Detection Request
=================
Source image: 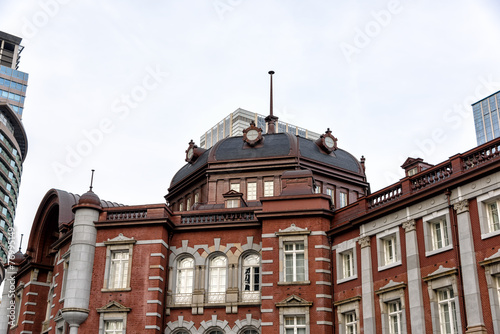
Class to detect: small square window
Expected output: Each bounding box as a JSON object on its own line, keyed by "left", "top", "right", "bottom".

{"left": 226, "top": 199, "right": 239, "bottom": 208}
{"left": 104, "top": 320, "right": 123, "bottom": 334}
{"left": 284, "top": 315, "right": 306, "bottom": 334}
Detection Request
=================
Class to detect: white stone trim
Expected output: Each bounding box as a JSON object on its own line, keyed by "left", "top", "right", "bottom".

{"left": 316, "top": 307, "right": 332, "bottom": 312}
{"left": 148, "top": 287, "right": 163, "bottom": 293}
{"left": 261, "top": 296, "right": 273, "bottom": 300}
{"left": 148, "top": 276, "right": 164, "bottom": 281}
{"left": 315, "top": 245, "right": 330, "bottom": 250}
{"left": 315, "top": 257, "right": 330, "bottom": 262}
{"left": 310, "top": 231, "right": 327, "bottom": 236}
{"left": 316, "top": 269, "right": 330, "bottom": 274}
{"left": 317, "top": 321, "right": 333, "bottom": 325}
{"left": 145, "top": 312, "right": 161, "bottom": 317}
{"left": 147, "top": 300, "right": 162, "bottom": 305}
{"left": 261, "top": 322, "right": 273, "bottom": 326}
{"left": 262, "top": 233, "right": 276, "bottom": 238}
{"left": 262, "top": 247, "right": 274, "bottom": 251}
{"left": 316, "top": 281, "right": 331, "bottom": 286}
{"left": 261, "top": 309, "right": 274, "bottom": 313}
{"left": 25, "top": 292, "right": 38, "bottom": 296}
{"left": 316, "top": 294, "right": 332, "bottom": 299}
{"left": 151, "top": 253, "right": 165, "bottom": 258}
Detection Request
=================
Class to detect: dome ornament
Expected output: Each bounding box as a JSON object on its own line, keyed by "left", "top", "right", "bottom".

{"left": 316, "top": 128, "right": 338, "bottom": 153}
{"left": 243, "top": 121, "right": 263, "bottom": 146}
{"left": 185, "top": 139, "right": 206, "bottom": 164}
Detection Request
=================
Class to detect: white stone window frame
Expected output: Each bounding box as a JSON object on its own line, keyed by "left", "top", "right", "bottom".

{"left": 339, "top": 191, "right": 348, "bottom": 208}
{"left": 335, "top": 238, "right": 358, "bottom": 284}
{"left": 239, "top": 250, "right": 262, "bottom": 303}
{"left": 263, "top": 179, "right": 274, "bottom": 197}
{"left": 423, "top": 266, "right": 463, "bottom": 334}
{"left": 59, "top": 250, "right": 70, "bottom": 302}
{"left": 206, "top": 253, "right": 229, "bottom": 304}
{"left": 335, "top": 297, "right": 360, "bottom": 334}
{"left": 102, "top": 235, "right": 136, "bottom": 292}
{"left": 276, "top": 225, "right": 310, "bottom": 285}
{"left": 423, "top": 209, "right": 453, "bottom": 257}
{"left": 478, "top": 190, "right": 500, "bottom": 239}
{"left": 247, "top": 180, "right": 257, "bottom": 201}
{"left": 173, "top": 255, "right": 195, "bottom": 305}
{"left": 99, "top": 313, "right": 127, "bottom": 334}
{"left": 376, "top": 227, "right": 402, "bottom": 271}
{"left": 376, "top": 281, "right": 407, "bottom": 334}
{"left": 276, "top": 297, "right": 312, "bottom": 334}
{"left": 480, "top": 250, "right": 500, "bottom": 334}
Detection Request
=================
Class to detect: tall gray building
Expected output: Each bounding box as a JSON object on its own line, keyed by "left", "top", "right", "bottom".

{"left": 0, "top": 31, "right": 28, "bottom": 263}
{"left": 473, "top": 90, "right": 500, "bottom": 145}
{"left": 199, "top": 108, "right": 321, "bottom": 149}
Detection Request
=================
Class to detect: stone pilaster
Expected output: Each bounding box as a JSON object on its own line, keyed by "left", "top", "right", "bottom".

{"left": 358, "top": 235, "right": 376, "bottom": 333}
{"left": 453, "top": 200, "right": 487, "bottom": 334}
{"left": 402, "top": 219, "right": 426, "bottom": 333}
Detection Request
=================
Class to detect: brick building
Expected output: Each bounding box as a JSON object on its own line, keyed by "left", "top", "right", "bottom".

{"left": 2, "top": 111, "right": 500, "bottom": 334}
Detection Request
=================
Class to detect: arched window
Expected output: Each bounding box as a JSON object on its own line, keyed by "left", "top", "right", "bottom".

{"left": 175, "top": 257, "right": 194, "bottom": 304}
{"left": 208, "top": 330, "right": 223, "bottom": 334}
{"left": 241, "top": 329, "right": 258, "bottom": 334}
{"left": 242, "top": 253, "right": 260, "bottom": 302}
{"left": 208, "top": 255, "right": 227, "bottom": 303}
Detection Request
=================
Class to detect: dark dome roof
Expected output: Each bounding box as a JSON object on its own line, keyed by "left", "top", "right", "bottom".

{"left": 170, "top": 133, "right": 364, "bottom": 188}
{"left": 11, "top": 250, "right": 25, "bottom": 266}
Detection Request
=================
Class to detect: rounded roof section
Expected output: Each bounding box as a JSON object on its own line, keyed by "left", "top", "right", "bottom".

{"left": 0, "top": 103, "right": 28, "bottom": 162}
{"left": 170, "top": 133, "right": 364, "bottom": 188}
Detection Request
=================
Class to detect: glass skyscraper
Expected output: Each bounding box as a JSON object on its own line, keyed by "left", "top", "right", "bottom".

{"left": 0, "top": 31, "right": 29, "bottom": 262}
{"left": 473, "top": 90, "right": 500, "bottom": 146}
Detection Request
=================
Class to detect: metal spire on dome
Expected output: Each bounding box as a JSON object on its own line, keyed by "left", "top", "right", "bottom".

{"left": 265, "top": 70, "right": 279, "bottom": 134}
{"left": 89, "top": 169, "right": 95, "bottom": 192}
{"left": 18, "top": 233, "right": 23, "bottom": 252}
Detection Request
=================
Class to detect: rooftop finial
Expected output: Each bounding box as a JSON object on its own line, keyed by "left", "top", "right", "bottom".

{"left": 265, "top": 71, "right": 278, "bottom": 134}
{"left": 18, "top": 234, "right": 23, "bottom": 252}
{"left": 89, "top": 169, "right": 95, "bottom": 192}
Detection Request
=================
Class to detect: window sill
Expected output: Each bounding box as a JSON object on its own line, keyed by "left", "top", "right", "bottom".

{"left": 425, "top": 244, "right": 453, "bottom": 257}
{"left": 337, "top": 275, "right": 358, "bottom": 284}
{"left": 101, "top": 287, "right": 132, "bottom": 292}
{"left": 481, "top": 229, "right": 500, "bottom": 240}
{"left": 277, "top": 280, "right": 311, "bottom": 286}
{"left": 378, "top": 260, "right": 402, "bottom": 272}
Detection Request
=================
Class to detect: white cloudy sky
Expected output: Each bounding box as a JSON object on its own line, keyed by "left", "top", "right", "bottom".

{"left": 1, "top": 0, "right": 500, "bottom": 249}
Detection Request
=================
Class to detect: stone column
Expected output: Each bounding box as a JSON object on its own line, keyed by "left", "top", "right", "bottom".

{"left": 0, "top": 265, "right": 18, "bottom": 333}
{"left": 359, "top": 236, "right": 376, "bottom": 333}
{"left": 61, "top": 191, "right": 101, "bottom": 334}
{"left": 402, "top": 219, "right": 426, "bottom": 333}
{"left": 454, "top": 200, "right": 487, "bottom": 334}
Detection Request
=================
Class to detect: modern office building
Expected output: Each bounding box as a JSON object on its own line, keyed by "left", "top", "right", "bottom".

{"left": 0, "top": 31, "right": 29, "bottom": 264}
{"left": 200, "top": 108, "right": 321, "bottom": 149}
{"left": 473, "top": 90, "right": 500, "bottom": 145}
{"left": 4, "top": 101, "right": 500, "bottom": 333}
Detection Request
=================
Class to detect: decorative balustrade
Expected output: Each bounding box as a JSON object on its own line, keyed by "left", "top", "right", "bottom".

{"left": 240, "top": 291, "right": 261, "bottom": 303}
{"left": 368, "top": 185, "right": 402, "bottom": 209}
{"left": 181, "top": 211, "right": 255, "bottom": 224}
{"left": 106, "top": 210, "right": 148, "bottom": 221}
{"left": 462, "top": 141, "right": 500, "bottom": 170}
{"left": 171, "top": 293, "right": 193, "bottom": 305}
{"left": 207, "top": 292, "right": 226, "bottom": 304}
{"left": 363, "top": 137, "right": 500, "bottom": 212}
{"left": 410, "top": 163, "right": 452, "bottom": 191}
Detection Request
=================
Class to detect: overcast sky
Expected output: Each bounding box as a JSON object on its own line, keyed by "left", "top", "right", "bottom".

{"left": 1, "top": 0, "right": 500, "bottom": 250}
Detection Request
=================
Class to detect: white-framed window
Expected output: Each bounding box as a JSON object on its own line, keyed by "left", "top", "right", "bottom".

{"left": 241, "top": 253, "right": 260, "bottom": 302}
{"left": 230, "top": 182, "right": 240, "bottom": 192}
{"left": 264, "top": 180, "right": 274, "bottom": 197}
{"left": 423, "top": 267, "right": 462, "bottom": 334}
{"left": 314, "top": 181, "right": 322, "bottom": 194}
{"left": 335, "top": 238, "right": 357, "bottom": 283}
{"left": 344, "top": 312, "right": 357, "bottom": 334}
{"left": 478, "top": 191, "right": 500, "bottom": 239}
{"left": 284, "top": 315, "right": 306, "bottom": 334}
{"left": 479, "top": 253, "right": 500, "bottom": 332}
{"left": 208, "top": 255, "right": 227, "bottom": 303}
{"left": 103, "top": 234, "right": 135, "bottom": 291}
{"left": 376, "top": 282, "right": 406, "bottom": 334}
{"left": 60, "top": 252, "right": 70, "bottom": 301}
{"left": 247, "top": 182, "right": 257, "bottom": 200}
{"left": 437, "top": 288, "right": 459, "bottom": 334}
{"left": 326, "top": 187, "right": 335, "bottom": 207}
{"left": 423, "top": 210, "right": 453, "bottom": 256}
{"left": 186, "top": 198, "right": 191, "bottom": 211}
{"left": 109, "top": 251, "right": 129, "bottom": 289}
{"left": 104, "top": 320, "right": 123, "bottom": 334}
{"left": 277, "top": 225, "right": 310, "bottom": 285}
{"left": 388, "top": 300, "right": 403, "bottom": 334}
{"left": 226, "top": 199, "right": 240, "bottom": 208}
{"left": 284, "top": 241, "right": 305, "bottom": 282}
{"left": 377, "top": 228, "right": 401, "bottom": 271}
{"left": 194, "top": 192, "right": 199, "bottom": 204}
{"left": 335, "top": 298, "right": 360, "bottom": 334}
{"left": 175, "top": 257, "right": 194, "bottom": 304}
{"left": 179, "top": 202, "right": 184, "bottom": 211}
{"left": 340, "top": 191, "right": 348, "bottom": 208}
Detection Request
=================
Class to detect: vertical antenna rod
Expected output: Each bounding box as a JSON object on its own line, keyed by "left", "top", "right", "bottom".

{"left": 269, "top": 70, "right": 275, "bottom": 117}
{"left": 89, "top": 169, "right": 95, "bottom": 191}
{"left": 18, "top": 234, "right": 23, "bottom": 252}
